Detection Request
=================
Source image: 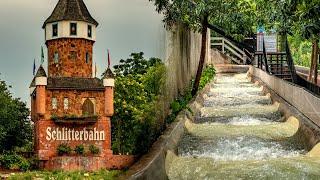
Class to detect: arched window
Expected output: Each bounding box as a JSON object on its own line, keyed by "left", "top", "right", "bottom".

{"left": 82, "top": 98, "right": 94, "bottom": 116}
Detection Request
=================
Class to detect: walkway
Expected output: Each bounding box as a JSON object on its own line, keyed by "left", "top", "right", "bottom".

{"left": 166, "top": 73, "right": 320, "bottom": 179}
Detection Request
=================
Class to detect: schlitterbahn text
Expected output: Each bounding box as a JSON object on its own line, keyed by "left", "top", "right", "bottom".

{"left": 46, "top": 127, "right": 105, "bottom": 141}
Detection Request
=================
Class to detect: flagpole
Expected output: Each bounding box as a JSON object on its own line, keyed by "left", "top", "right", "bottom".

{"left": 95, "top": 63, "right": 97, "bottom": 77}
{"left": 41, "top": 46, "right": 45, "bottom": 65}
{"left": 108, "top": 49, "right": 111, "bottom": 68}
{"left": 33, "top": 58, "right": 36, "bottom": 76}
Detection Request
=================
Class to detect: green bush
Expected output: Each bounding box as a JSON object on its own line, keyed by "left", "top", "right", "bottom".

{"left": 199, "top": 65, "right": 216, "bottom": 90}
{"left": 89, "top": 145, "right": 100, "bottom": 155}
{"left": 0, "top": 153, "right": 30, "bottom": 171}
{"left": 167, "top": 85, "right": 193, "bottom": 124}
{"left": 57, "top": 144, "right": 72, "bottom": 156}
{"left": 74, "top": 145, "right": 85, "bottom": 155}
{"left": 167, "top": 65, "right": 215, "bottom": 124}
{"left": 8, "top": 169, "right": 121, "bottom": 179}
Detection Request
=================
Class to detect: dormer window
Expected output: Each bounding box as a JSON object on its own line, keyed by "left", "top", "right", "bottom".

{"left": 88, "top": 25, "right": 92, "bottom": 38}
{"left": 52, "top": 23, "right": 58, "bottom": 37}
{"left": 70, "top": 23, "right": 77, "bottom": 36}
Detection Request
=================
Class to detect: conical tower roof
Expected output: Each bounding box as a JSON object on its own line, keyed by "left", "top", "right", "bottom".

{"left": 103, "top": 68, "right": 115, "bottom": 79}
{"left": 43, "top": 0, "right": 99, "bottom": 28}
{"left": 35, "top": 65, "right": 47, "bottom": 77}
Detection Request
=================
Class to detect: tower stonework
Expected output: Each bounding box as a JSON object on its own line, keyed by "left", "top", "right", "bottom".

{"left": 30, "top": 0, "right": 134, "bottom": 171}
{"left": 47, "top": 38, "right": 94, "bottom": 77}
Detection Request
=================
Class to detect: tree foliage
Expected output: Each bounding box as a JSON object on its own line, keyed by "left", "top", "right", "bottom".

{"left": 150, "top": 0, "right": 257, "bottom": 95}
{"left": 151, "top": 0, "right": 320, "bottom": 84}
{"left": 0, "top": 77, "right": 32, "bottom": 152}
{"left": 112, "top": 53, "right": 166, "bottom": 155}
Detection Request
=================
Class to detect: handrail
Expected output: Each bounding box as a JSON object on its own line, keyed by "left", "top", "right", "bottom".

{"left": 262, "top": 38, "right": 269, "bottom": 73}
{"left": 207, "top": 23, "right": 255, "bottom": 53}
{"left": 211, "top": 37, "right": 247, "bottom": 64}
{"left": 207, "top": 23, "right": 255, "bottom": 64}
{"left": 285, "top": 37, "right": 298, "bottom": 83}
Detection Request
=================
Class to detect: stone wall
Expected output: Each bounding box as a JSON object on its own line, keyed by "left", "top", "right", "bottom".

{"left": 47, "top": 38, "right": 94, "bottom": 78}
{"left": 44, "top": 155, "right": 135, "bottom": 171}
{"left": 34, "top": 117, "right": 112, "bottom": 161}
{"left": 44, "top": 89, "right": 105, "bottom": 119}
{"left": 159, "top": 24, "right": 211, "bottom": 118}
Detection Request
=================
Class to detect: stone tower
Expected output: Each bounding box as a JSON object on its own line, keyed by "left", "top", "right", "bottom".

{"left": 43, "top": 0, "right": 99, "bottom": 78}
{"left": 28, "top": 0, "right": 129, "bottom": 171}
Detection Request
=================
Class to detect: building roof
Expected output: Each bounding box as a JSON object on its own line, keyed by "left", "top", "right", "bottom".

{"left": 47, "top": 77, "right": 104, "bottom": 90}
{"left": 30, "top": 77, "right": 105, "bottom": 91}
{"left": 103, "top": 68, "right": 115, "bottom": 79}
{"left": 35, "top": 65, "right": 47, "bottom": 77}
{"left": 43, "top": 0, "right": 99, "bottom": 28}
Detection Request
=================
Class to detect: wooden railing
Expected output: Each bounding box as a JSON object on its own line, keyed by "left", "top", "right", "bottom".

{"left": 211, "top": 37, "right": 249, "bottom": 64}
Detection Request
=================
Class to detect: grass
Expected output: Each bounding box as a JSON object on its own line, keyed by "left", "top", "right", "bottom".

{"left": 7, "top": 169, "right": 122, "bottom": 180}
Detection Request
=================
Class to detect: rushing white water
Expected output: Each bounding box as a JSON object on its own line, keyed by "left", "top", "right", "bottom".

{"left": 211, "top": 116, "right": 280, "bottom": 126}
{"left": 167, "top": 73, "right": 319, "bottom": 180}
{"left": 203, "top": 95, "right": 272, "bottom": 107}
{"left": 178, "top": 135, "right": 305, "bottom": 161}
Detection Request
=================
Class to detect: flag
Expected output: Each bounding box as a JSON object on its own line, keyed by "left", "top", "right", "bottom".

{"left": 107, "top": 49, "right": 111, "bottom": 68}
{"left": 33, "top": 59, "right": 36, "bottom": 76}
{"left": 41, "top": 46, "right": 44, "bottom": 64}
{"left": 95, "top": 63, "right": 97, "bottom": 77}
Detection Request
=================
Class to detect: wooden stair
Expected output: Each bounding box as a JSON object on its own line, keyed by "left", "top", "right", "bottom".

{"left": 255, "top": 52, "right": 293, "bottom": 82}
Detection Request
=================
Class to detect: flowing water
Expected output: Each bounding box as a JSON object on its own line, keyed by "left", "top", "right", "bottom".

{"left": 167, "top": 73, "right": 320, "bottom": 179}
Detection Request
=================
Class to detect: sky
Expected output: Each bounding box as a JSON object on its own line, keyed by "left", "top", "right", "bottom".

{"left": 0, "top": 0, "right": 166, "bottom": 107}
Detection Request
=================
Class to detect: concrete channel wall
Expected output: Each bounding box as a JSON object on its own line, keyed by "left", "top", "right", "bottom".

{"left": 249, "top": 66, "right": 320, "bottom": 127}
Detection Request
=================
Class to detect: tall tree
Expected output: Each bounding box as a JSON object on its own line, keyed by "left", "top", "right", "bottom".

{"left": 299, "top": 2, "right": 320, "bottom": 84}
{"left": 258, "top": 0, "right": 319, "bottom": 84}
{"left": 150, "top": 0, "right": 255, "bottom": 95}
{"left": 0, "top": 77, "right": 32, "bottom": 152}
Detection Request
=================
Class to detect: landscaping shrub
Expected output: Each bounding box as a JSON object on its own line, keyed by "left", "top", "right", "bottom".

{"left": 89, "top": 145, "right": 100, "bottom": 155}
{"left": 0, "top": 153, "right": 30, "bottom": 171}
{"left": 57, "top": 144, "right": 72, "bottom": 156}
{"left": 74, "top": 145, "right": 85, "bottom": 155}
